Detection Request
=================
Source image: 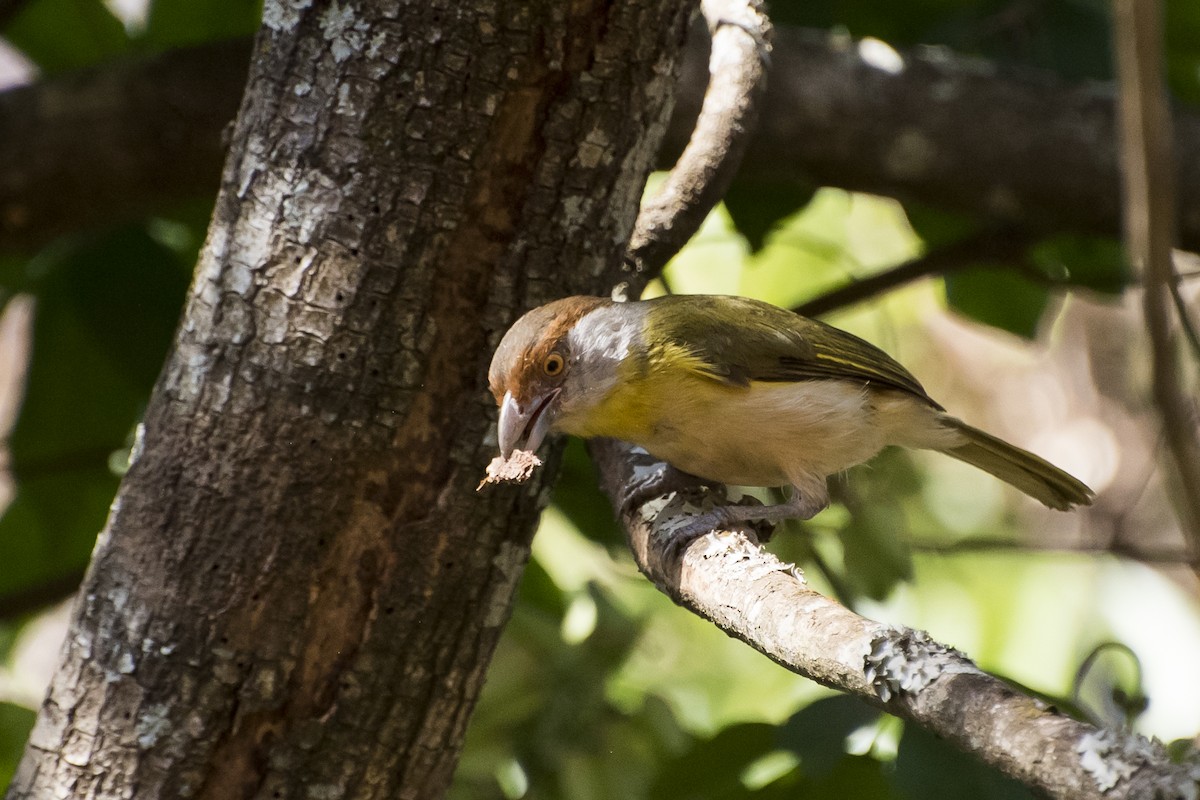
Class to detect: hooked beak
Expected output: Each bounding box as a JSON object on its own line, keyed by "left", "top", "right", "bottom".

{"left": 498, "top": 389, "right": 561, "bottom": 457}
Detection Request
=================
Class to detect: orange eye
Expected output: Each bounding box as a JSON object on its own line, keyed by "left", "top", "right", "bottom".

{"left": 543, "top": 353, "right": 565, "bottom": 377}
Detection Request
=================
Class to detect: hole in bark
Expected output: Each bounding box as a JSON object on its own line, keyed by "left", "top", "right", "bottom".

{"left": 369, "top": 368, "right": 380, "bottom": 377}
{"left": 294, "top": 256, "right": 301, "bottom": 264}
{"left": 347, "top": 213, "right": 355, "bottom": 222}
{"left": 337, "top": 352, "right": 347, "bottom": 361}
{"left": 372, "top": 204, "right": 381, "bottom": 214}
{"left": 384, "top": 606, "right": 395, "bottom": 615}
{"left": 335, "top": 293, "right": 344, "bottom": 302}
{"left": 317, "top": 537, "right": 327, "bottom": 547}
{"left": 350, "top": 248, "right": 359, "bottom": 256}
{"left": 210, "top": 563, "right": 220, "bottom": 572}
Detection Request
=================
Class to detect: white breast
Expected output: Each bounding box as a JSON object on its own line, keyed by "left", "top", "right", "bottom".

{"left": 639, "top": 379, "right": 958, "bottom": 490}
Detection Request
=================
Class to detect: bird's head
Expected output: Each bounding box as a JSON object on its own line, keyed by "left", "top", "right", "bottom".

{"left": 488, "top": 295, "right": 634, "bottom": 456}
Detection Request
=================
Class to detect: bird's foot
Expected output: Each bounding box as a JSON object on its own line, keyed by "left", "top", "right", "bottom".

{"left": 650, "top": 488, "right": 827, "bottom": 561}
{"left": 620, "top": 456, "right": 702, "bottom": 514}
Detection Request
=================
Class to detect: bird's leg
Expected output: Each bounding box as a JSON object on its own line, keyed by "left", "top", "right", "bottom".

{"left": 620, "top": 457, "right": 705, "bottom": 514}
{"left": 653, "top": 479, "right": 830, "bottom": 557}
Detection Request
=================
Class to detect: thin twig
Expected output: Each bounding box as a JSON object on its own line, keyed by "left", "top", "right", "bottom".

{"left": 1168, "top": 277, "right": 1200, "bottom": 362}
{"left": 793, "top": 227, "right": 1031, "bottom": 318}
{"left": 906, "top": 535, "right": 1198, "bottom": 567}
{"left": 1112, "top": 0, "right": 1200, "bottom": 570}
{"left": 624, "top": 0, "right": 771, "bottom": 277}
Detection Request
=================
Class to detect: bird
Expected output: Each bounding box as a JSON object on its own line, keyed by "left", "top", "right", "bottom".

{"left": 488, "top": 294, "right": 1093, "bottom": 540}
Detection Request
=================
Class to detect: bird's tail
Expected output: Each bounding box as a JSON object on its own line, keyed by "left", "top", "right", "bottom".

{"left": 937, "top": 417, "right": 1094, "bottom": 510}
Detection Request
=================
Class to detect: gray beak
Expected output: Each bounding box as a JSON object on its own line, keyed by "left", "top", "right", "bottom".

{"left": 498, "top": 389, "right": 559, "bottom": 457}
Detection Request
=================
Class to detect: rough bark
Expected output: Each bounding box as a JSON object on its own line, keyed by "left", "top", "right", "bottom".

{"left": 7, "top": 0, "right": 694, "bottom": 797}
{"left": 6, "top": 27, "right": 1200, "bottom": 255}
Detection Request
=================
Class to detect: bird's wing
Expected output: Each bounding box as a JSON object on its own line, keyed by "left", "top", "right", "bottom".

{"left": 645, "top": 295, "right": 939, "bottom": 406}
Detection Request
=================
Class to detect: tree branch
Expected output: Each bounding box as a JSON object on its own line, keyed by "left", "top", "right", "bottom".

{"left": 792, "top": 226, "right": 1032, "bottom": 318}
{"left": 591, "top": 439, "right": 1200, "bottom": 799}
{"left": 1112, "top": 0, "right": 1200, "bottom": 570}
{"left": 0, "top": 39, "right": 247, "bottom": 252}
{"left": 8, "top": 28, "right": 1200, "bottom": 255}
{"left": 907, "top": 535, "right": 1199, "bottom": 568}
{"left": 624, "top": 0, "right": 771, "bottom": 277}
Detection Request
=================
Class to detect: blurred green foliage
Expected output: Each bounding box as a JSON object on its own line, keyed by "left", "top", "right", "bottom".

{"left": 3, "top": 0, "right": 1200, "bottom": 796}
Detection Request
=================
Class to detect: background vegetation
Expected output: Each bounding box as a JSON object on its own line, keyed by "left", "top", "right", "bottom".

{"left": 1, "top": 0, "right": 1198, "bottom": 796}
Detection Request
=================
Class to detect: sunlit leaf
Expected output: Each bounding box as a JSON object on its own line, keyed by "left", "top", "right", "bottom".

{"left": 0, "top": 702, "right": 36, "bottom": 787}
{"left": 724, "top": 179, "right": 817, "bottom": 253}
{"left": 3, "top": 0, "right": 130, "bottom": 73}
{"left": 143, "top": 0, "right": 262, "bottom": 47}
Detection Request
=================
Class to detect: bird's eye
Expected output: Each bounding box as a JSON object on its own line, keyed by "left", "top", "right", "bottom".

{"left": 543, "top": 353, "right": 565, "bottom": 377}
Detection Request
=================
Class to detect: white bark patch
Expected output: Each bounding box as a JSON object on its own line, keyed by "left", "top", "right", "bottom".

{"left": 284, "top": 170, "right": 343, "bottom": 244}
{"left": 255, "top": 289, "right": 292, "bottom": 345}
{"left": 265, "top": 249, "right": 313, "bottom": 298}
{"left": 136, "top": 703, "right": 171, "bottom": 749}
{"left": 262, "top": 0, "right": 314, "bottom": 32}
{"left": 1076, "top": 729, "right": 1200, "bottom": 796}
{"left": 863, "top": 627, "right": 980, "bottom": 702}
{"left": 320, "top": 1, "right": 368, "bottom": 63}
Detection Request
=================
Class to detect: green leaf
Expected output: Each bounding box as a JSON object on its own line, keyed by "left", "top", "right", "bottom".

{"left": 943, "top": 267, "right": 1050, "bottom": 340}
{"left": 1029, "top": 235, "right": 1133, "bottom": 295}
{"left": 723, "top": 180, "right": 817, "bottom": 253}
{"left": 0, "top": 701, "right": 36, "bottom": 787}
{"left": 902, "top": 206, "right": 978, "bottom": 251}
{"left": 893, "top": 723, "right": 1035, "bottom": 800}
{"left": 3, "top": 0, "right": 130, "bottom": 74}
{"left": 143, "top": 0, "right": 263, "bottom": 48}
{"left": 650, "top": 722, "right": 779, "bottom": 800}
{"left": 10, "top": 228, "right": 188, "bottom": 467}
{"left": 778, "top": 696, "right": 882, "bottom": 779}
{"left": 550, "top": 439, "right": 621, "bottom": 549}
{"left": 836, "top": 452, "right": 920, "bottom": 600}
{"left": 0, "top": 226, "right": 187, "bottom": 616}
{"left": 0, "top": 470, "right": 118, "bottom": 615}
{"left": 805, "top": 755, "right": 895, "bottom": 800}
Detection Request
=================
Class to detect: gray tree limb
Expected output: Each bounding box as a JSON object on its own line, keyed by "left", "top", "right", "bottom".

{"left": 624, "top": 0, "right": 771, "bottom": 276}
{"left": 6, "top": 28, "right": 1200, "bottom": 255}
{"left": 591, "top": 440, "right": 1200, "bottom": 800}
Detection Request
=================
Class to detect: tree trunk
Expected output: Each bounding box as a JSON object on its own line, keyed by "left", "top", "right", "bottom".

{"left": 7, "top": 1, "right": 694, "bottom": 797}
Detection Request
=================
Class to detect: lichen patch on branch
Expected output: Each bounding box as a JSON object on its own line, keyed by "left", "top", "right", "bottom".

{"left": 862, "top": 627, "right": 979, "bottom": 703}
